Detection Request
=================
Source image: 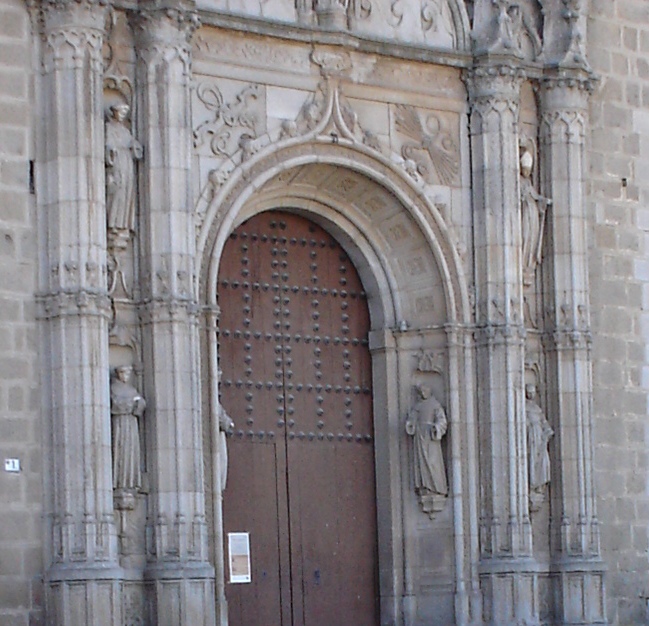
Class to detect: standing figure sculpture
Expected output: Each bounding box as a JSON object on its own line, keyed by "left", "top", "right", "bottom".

{"left": 520, "top": 145, "right": 552, "bottom": 286}
{"left": 218, "top": 404, "right": 235, "bottom": 492}
{"left": 105, "top": 103, "right": 143, "bottom": 241}
{"left": 525, "top": 383, "right": 554, "bottom": 511}
{"left": 406, "top": 384, "right": 448, "bottom": 518}
{"left": 111, "top": 365, "right": 146, "bottom": 510}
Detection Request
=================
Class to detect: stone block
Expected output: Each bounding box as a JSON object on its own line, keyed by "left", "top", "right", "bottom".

{"left": 0, "top": 578, "right": 30, "bottom": 608}
{"left": 624, "top": 27, "right": 639, "bottom": 51}
{"left": 0, "top": 129, "right": 26, "bottom": 157}
{"left": 0, "top": 70, "right": 26, "bottom": 100}
{"left": 618, "top": 2, "right": 649, "bottom": 23}
{"left": 0, "top": 100, "right": 27, "bottom": 127}
{"left": 0, "top": 614, "right": 28, "bottom": 626}
{"left": 0, "top": 418, "right": 29, "bottom": 441}
{"left": 0, "top": 357, "right": 29, "bottom": 380}
{"left": 0, "top": 9, "right": 26, "bottom": 39}
{"left": 0, "top": 159, "right": 29, "bottom": 188}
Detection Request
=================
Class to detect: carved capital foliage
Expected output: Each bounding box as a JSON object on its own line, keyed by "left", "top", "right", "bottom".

{"left": 539, "top": 72, "right": 597, "bottom": 142}
{"left": 465, "top": 64, "right": 524, "bottom": 118}
{"left": 30, "top": 0, "right": 109, "bottom": 34}
{"left": 30, "top": 0, "right": 109, "bottom": 70}
{"left": 131, "top": 0, "right": 199, "bottom": 67}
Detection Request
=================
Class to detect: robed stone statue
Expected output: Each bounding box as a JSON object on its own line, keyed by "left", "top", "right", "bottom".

{"left": 105, "top": 103, "right": 142, "bottom": 243}
{"left": 406, "top": 384, "right": 448, "bottom": 518}
{"left": 526, "top": 383, "right": 553, "bottom": 511}
{"left": 111, "top": 365, "right": 145, "bottom": 510}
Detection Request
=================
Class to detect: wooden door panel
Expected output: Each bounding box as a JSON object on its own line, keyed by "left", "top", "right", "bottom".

{"left": 219, "top": 211, "right": 377, "bottom": 626}
{"left": 223, "top": 440, "right": 291, "bottom": 626}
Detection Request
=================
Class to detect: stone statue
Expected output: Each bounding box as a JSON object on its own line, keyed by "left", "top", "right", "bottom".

{"left": 406, "top": 384, "right": 448, "bottom": 518}
{"left": 218, "top": 404, "right": 235, "bottom": 492}
{"left": 520, "top": 146, "right": 552, "bottom": 286}
{"left": 525, "top": 383, "right": 553, "bottom": 511}
{"left": 111, "top": 365, "right": 145, "bottom": 510}
{"left": 105, "top": 103, "right": 143, "bottom": 242}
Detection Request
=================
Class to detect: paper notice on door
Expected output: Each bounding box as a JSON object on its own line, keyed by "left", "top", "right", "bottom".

{"left": 228, "top": 532, "right": 251, "bottom": 583}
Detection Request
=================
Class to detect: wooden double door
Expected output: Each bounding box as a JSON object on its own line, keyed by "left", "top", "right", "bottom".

{"left": 218, "top": 211, "right": 379, "bottom": 626}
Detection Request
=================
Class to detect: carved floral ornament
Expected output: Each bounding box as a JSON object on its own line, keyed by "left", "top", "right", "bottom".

{"left": 193, "top": 53, "right": 463, "bottom": 236}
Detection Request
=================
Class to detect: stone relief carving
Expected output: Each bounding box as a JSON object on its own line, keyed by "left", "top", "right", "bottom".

{"left": 314, "top": 0, "right": 349, "bottom": 28}
{"left": 561, "top": 0, "right": 587, "bottom": 67}
{"left": 520, "top": 138, "right": 551, "bottom": 286}
{"left": 394, "top": 104, "right": 459, "bottom": 186}
{"left": 111, "top": 365, "right": 146, "bottom": 510}
{"left": 421, "top": 0, "right": 456, "bottom": 46}
{"left": 405, "top": 384, "right": 448, "bottom": 518}
{"left": 525, "top": 383, "right": 553, "bottom": 512}
{"left": 278, "top": 52, "right": 382, "bottom": 151}
{"left": 193, "top": 82, "right": 263, "bottom": 159}
{"left": 105, "top": 103, "right": 143, "bottom": 248}
{"left": 473, "top": 0, "right": 542, "bottom": 60}
{"left": 416, "top": 349, "right": 444, "bottom": 374}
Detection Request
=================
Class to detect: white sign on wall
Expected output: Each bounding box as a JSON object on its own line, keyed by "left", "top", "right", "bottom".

{"left": 228, "top": 532, "right": 251, "bottom": 584}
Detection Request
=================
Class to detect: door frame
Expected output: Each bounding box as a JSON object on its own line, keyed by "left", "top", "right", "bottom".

{"left": 198, "top": 145, "right": 476, "bottom": 626}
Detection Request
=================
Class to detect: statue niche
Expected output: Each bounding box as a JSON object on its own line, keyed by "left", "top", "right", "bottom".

{"left": 111, "top": 365, "right": 145, "bottom": 511}
{"left": 405, "top": 383, "right": 448, "bottom": 519}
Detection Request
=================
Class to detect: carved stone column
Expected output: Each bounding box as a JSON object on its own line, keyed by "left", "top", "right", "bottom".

{"left": 32, "top": 0, "right": 122, "bottom": 622}
{"left": 540, "top": 70, "right": 607, "bottom": 625}
{"left": 133, "top": 3, "right": 215, "bottom": 624}
{"left": 466, "top": 64, "right": 538, "bottom": 625}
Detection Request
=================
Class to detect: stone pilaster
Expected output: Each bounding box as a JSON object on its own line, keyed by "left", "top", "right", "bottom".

{"left": 540, "top": 70, "right": 607, "bottom": 625}
{"left": 466, "top": 64, "right": 538, "bottom": 626}
{"left": 32, "top": 0, "right": 123, "bottom": 622}
{"left": 132, "top": 2, "right": 215, "bottom": 624}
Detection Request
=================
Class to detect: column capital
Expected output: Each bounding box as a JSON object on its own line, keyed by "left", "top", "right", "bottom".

{"left": 29, "top": 0, "right": 110, "bottom": 37}
{"left": 539, "top": 67, "right": 598, "bottom": 113}
{"left": 464, "top": 63, "right": 525, "bottom": 112}
{"left": 131, "top": 0, "right": 199, "bottom": 50}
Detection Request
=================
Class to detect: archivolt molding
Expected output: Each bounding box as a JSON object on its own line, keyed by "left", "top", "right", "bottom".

{"left": 196, "top": 136, "right": 470, "bottom": 331}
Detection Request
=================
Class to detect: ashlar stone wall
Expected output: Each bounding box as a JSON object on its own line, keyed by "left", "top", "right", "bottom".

{"left": 589, "top": 1, "right": 649, "bottom": 624}
{"left": 0, "top": 0, "right": 42, "bottom": 623}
